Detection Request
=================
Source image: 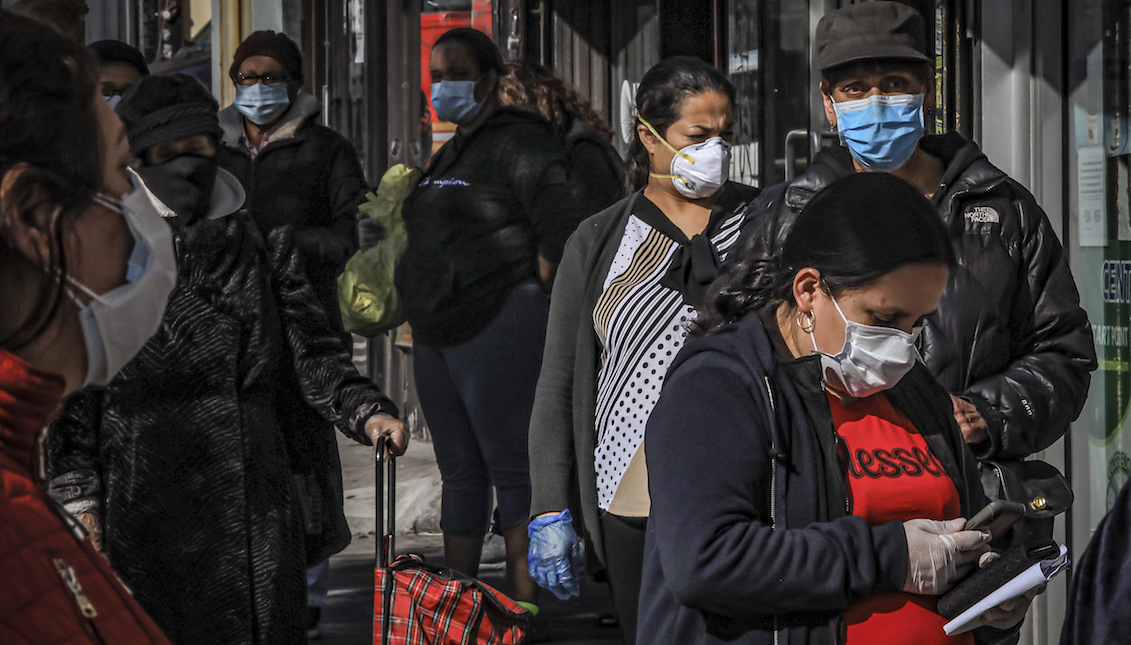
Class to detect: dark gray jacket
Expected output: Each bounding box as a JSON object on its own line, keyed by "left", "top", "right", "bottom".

{"left": 736, "top": 133, "right": 1097, "bottom": 460}
{"left": 528, "top": 182, "right": 759, "bottom": 570}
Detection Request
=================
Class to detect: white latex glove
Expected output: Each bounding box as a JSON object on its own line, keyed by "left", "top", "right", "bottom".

{"left": 903, "top": 518, "right": 990, "bottom": 595}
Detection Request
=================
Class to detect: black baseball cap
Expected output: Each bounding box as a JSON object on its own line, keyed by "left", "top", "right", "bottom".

{"left": 814, "top": 2, "right": 930, "bottom": 72}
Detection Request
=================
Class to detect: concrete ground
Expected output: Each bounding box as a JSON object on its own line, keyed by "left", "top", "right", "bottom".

{"left": 317, "top": 433, "right": 624, "bottom": 644}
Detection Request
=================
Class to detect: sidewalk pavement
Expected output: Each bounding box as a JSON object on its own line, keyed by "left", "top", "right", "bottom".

{"left": 339, "top": 431, "right": 442, "bottom": 536}
{"left": 323, "top": 433, "right": 624, "bottom": 644}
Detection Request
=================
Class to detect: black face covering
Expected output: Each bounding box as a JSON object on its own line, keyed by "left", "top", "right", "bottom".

{"left": 137, "top": 154, "right": 219, "bottom": 224}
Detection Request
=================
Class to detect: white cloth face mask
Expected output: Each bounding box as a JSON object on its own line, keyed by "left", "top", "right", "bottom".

{"left": 809, "top": 291, "right": 922, "bottom": 398}
{"left": 67, "top": 177, "right": 178, "bottom": 386}
{"left": 640, "top": 116, "right": 731, "bottom": 199}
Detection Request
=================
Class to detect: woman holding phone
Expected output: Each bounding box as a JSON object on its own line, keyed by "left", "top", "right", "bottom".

{"left": 639, "top": 173, "right": 1039, "bottom": 645}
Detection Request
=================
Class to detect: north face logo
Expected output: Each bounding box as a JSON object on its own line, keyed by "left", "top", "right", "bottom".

{"left": 965, "top": 206, "right": 1000, "bottom": 224}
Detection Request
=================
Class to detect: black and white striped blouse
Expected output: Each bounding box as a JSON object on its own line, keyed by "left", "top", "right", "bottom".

{"left": 592, "top": 194, "right": 749, "bottom": 512}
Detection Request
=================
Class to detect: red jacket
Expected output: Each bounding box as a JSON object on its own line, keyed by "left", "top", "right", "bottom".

{"left": 0, "top": 350, "right": 169, "bottom": 644}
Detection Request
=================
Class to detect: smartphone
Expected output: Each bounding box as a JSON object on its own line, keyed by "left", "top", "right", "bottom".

{"left": 964, "top": 499, "right": 1027, "bottom": 538}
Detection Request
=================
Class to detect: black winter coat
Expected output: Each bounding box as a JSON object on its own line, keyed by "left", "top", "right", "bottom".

{"left": 1060, "top": 476, "right": 1131, "bottom": 644}
{"left": 218, "top": 94, "right": 368, "bottom": 568}
{"left": 397, "top": 108, "right": 585, "bottom": 347}
{"left": 736, "top": 134, "right": 1096, "bottom": 460}
{"left": 45, "top": 201, "right": 395, "bottom": 645}
{"left": 217, "top": 92, "right": 366, "bottom": 329}
{"left": 639, "top": 310, "right": 1012, "bottom": 645}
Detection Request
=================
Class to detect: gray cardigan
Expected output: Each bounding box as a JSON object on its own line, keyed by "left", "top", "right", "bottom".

{"left": 528, "top": 183, "right": 760, "bottom": 571}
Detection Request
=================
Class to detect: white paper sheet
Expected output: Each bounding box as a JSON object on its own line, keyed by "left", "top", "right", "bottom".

{"left": 943, "top": 545, "right": 1070, "bottom": 636}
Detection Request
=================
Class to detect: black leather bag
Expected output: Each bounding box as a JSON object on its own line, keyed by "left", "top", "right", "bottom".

{"left": 979, "top": 459, "right": 1073, "bottom": 547}
{"left": 937, "top": 459, "right": 1072, "bottom": 620}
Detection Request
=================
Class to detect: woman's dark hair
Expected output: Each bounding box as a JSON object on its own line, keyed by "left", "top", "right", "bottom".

{"left": 695, "top": 173, "right": 955, "bottom": 336}
{"left": 434, "top": 28, "right": 506, "bottom": 77}
{"left": 498, "top": 60, "right": 616, "bottom": 140}
{"left": 0, "top": 9, "right": 101, "bottom": 350}
{"left": 627, "top": 56, "right": 735, "bottom": 192}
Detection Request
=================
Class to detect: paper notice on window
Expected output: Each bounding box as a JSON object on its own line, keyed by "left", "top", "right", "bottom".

{"left": 943, "top": 545, "right": 1070, "bottom": 636}
{"left": 1079, "top": 145, "right": 1107, "bottom": 247}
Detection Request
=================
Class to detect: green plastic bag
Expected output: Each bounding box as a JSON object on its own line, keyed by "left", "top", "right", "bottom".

{"left": 338, "top": 164, "right": 420, "bottom": 337}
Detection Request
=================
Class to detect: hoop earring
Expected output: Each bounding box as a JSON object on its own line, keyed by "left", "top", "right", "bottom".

{"left": 796, "top": 310, "right": 814, "bottom": 333}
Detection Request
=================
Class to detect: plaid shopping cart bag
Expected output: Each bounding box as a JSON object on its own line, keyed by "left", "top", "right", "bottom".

{"left": 373, "top": 439, "right": 529, "bottom": 644}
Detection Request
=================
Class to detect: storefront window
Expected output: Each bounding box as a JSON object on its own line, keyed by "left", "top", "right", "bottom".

{"left": 726, "top": 0, "right": 810, "bottom": 188}
{"left": 1068, "top": 0, "right": 1131, "bottom": 541}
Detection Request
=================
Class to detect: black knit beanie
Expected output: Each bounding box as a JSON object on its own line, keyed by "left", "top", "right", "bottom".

{"left": 229, "top": 30, "right": 303, "bottom": 84}
{"left": 89, "top": 39, "right": 150, "bottom": 77}
{"left": 116, "top": 74, "right": 221, "bottom": 157}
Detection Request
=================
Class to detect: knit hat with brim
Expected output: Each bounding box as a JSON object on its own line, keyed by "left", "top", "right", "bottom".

{"left": 116, "top": 74, "right": 222, "bottom": 157}
{"left": 229, "top": 30, "right": 304, "bottom": 84}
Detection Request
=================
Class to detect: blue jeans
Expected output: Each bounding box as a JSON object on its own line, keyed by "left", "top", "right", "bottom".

{"left": 413, "top": 279, "right": 548, "bottom": 537}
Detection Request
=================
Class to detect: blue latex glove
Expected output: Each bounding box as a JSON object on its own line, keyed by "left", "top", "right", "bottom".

{"left": 527, "top": 509, "right": 582, "bottom": 600}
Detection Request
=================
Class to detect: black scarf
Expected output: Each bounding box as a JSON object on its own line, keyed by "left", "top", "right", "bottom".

{"left": 137, "top": 155, "right": 218, "bottom": 224}
{"left": 631, "top": 192, "right": 735, "bottom": 310}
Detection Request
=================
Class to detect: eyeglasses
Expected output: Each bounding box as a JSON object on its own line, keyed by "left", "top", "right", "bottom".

{"left": 235, "top": 73, "right": 290, "bottom": 87}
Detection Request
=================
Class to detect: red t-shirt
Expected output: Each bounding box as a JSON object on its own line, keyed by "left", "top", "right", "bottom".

{"left": 830, "top": 392, "right": 973, "bottom": 645}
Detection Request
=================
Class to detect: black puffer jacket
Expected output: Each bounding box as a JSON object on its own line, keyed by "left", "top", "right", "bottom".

{"left": 45, "top": 178, "right": 395, "bottom": 645}
{"left": 217, "top": 92, "right": 366, "bottom": 329}
{"left": 736, "top": 133, "right": 1096, "bottom": 460}
{"left": 397, "top": 108, "right": 585, "bottom": 347}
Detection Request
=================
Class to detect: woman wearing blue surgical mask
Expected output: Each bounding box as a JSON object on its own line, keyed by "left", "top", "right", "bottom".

{"left": 395, "top": 27, "right": 586, "bottom": 631}
{"left": 0, "top": 12, "right": 171, "bottom": 643}
{"left": 526, "top": 56, "right": 759, "bottom": 645}
{"left": 639, "top": 173, "right": 1038, "bottom": 645}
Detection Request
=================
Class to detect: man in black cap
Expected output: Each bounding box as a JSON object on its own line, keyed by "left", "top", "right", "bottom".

{"left": 739, "top": 1, "right": 1095, "bottom": 465}
{"left": 89, "top": 39, "right": 149, "bottom": 108}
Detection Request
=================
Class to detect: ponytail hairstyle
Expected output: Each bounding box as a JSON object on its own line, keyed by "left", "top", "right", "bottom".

{"left": 695, "top": 173, "right": 955, "bottom": 336}
{"left": 627, "top": 56, "right": 735, "bottom": 192}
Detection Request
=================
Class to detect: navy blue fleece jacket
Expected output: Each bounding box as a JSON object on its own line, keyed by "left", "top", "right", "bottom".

{"left": 639, "top": 310, "right": 999, "bottom": 645}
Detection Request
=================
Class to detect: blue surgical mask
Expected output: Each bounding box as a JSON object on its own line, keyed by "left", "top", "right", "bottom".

{"left": 105, "top": 94, "right": 123, "bottom": 110}
{"left": 431, "top": 77, "right": 485, "bottom": 125}
{"left": 67, "top": 176, "right": 178, "bottom": 386}
{"left": 92, "top": 193, "right": 146, "bottom": 283}
{"left": 832, "top": 93, "right": 925, "bottom": 172}
{"left": 234, "top": 83, "right": 291, "bottom": 126}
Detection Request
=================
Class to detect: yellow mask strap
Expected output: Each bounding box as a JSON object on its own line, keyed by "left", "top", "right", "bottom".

{"left": 639, "top": 116, "right": 695, "bottom": 165}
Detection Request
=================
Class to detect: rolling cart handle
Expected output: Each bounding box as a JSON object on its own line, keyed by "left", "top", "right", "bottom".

{"left": 375, "top": 437, "right": 396, "bottom": 569}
